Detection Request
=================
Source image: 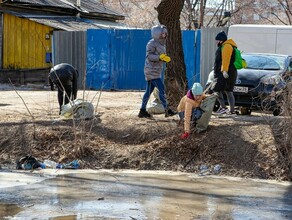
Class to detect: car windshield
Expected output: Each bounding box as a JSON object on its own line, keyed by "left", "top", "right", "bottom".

{"left": 242, "top": 54, "right": 286, "bottom": 70}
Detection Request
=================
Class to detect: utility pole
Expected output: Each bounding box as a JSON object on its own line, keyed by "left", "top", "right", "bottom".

{"left": 200, "top": 0, "right": 204, "bottom": 27}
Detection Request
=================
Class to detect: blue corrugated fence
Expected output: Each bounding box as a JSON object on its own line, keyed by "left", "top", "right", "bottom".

{"left": 86, "top": 29, "right": 200, "bottom": 90}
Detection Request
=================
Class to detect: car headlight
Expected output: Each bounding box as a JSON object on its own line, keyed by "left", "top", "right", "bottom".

{"left": 261, "top": 75, "right": 283, "bottom": 85}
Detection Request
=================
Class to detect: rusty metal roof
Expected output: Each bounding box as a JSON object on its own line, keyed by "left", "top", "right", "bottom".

{"left": 5, "top": 0, "right": 74, "bottom": 8}
{"left": 29, "top": 16, "right": 128, "bottom": 31}
{"left": 0, "top": 9, "right": 128, "bottom": 31}
{"left": 3, "top": 0, "right": 124, "bottom": 20}
{"left": 67, "top": 0, "right": 123, "bottom": 16}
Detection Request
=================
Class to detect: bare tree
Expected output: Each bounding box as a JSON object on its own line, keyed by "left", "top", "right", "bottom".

{"left": 182, "top": 0, "right": 200, "bottom": 29}
{"left": 231, "top": 0, "right": 292, "bottom": 25}
{"left": 103, "top": 0, "right": 159, "bottom": 28}
{"left": 255, "top": 0, "right": 292, "bottom": 25}
{"left": 156, "top": 0, "right": 187, "bottom": 106}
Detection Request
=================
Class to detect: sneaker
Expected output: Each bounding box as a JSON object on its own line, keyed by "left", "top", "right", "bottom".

{"left": 215, "top": 107, "right": 228, "bottom": 114}
{"left": 165, "top": 108, "right": 177, "bottom": 117}
{"left": 225, "top": 110, "right": 238, "bottom": 115}
{"left": 138, "top": 109, "right": 151, "bottom": 118}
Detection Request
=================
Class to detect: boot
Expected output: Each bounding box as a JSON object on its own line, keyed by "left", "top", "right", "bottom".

{"left": 165, "top": 108, "right": 177, "bottom": 117}
{"left": 138, "top": 109, "right": 151, "bottom": 118}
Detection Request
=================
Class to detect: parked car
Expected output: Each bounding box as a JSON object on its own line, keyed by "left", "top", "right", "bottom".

{"left": 206, "top": 53, "right": 292, "bottom": 115}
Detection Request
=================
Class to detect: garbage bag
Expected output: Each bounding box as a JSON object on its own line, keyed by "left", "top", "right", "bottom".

{"left": 61, "top": 99, "right": 94, "bottom": 120}
{"left": 146, "top": 88, "right": 165, "bottom": 114}
{"left": 195, "top": 95, "right": 217, "bottom": 133}
{"left": 16, "top": 155, "right": 43, "bottom": 170}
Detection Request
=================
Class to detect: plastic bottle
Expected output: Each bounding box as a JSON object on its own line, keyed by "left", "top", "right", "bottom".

{"left": 56, "top": 163, "right": 63, "bottom": 169}
{"left": 213, "top": 164, "right": 222, "bottom": 174}
{"left": 43, "top": 159, "right": 57, "bottom": 169}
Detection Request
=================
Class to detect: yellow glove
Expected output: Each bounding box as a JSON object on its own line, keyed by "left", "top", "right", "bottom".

{"left": 159, "top": 54, "right": 171, "bottom": 63}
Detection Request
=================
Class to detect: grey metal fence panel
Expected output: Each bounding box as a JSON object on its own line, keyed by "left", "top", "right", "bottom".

{"left": 0, "top": 14, "right": 3, "bottom": 69}
{"left": 200, "top": 27, "right": 228, "bottom": 87}
{"left": 52, "top": 31, "right": 87, "bottom": 89}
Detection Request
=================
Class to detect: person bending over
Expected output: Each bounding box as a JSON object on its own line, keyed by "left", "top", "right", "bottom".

{"left": 49, "top": 63, "right": 78, "bottom": 114}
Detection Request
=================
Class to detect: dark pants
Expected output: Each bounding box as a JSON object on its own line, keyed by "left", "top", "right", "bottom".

{"left": 56, "top": 84, "right": 73, "bottom": 113}
{"left": 141, "top": 78, "right": 167, "bottom": 110}
{"left": 178, "top": 108, "right": 203, "bottom": 122}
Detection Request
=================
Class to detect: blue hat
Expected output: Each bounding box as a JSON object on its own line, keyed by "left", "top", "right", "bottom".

{"left": 192, "top": 83, "right": 203, "bottom": 95}
{"left": 215, "top": 31, "right": 227, "bottom": 41}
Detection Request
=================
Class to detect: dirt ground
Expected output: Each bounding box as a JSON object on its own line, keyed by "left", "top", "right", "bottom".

{"left": 0, "top": 85, "right": 290, "bottom": 181}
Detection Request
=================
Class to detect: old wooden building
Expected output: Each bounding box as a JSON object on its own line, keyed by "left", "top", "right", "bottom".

{"left": 0, "top": 0, "right": 125, "bottom": 85}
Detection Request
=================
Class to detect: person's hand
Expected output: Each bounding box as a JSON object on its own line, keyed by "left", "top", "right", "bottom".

{"left": 223, "top": 71, "right": 229, "bottom": 79}
{"left": 159, "top": 54, "right": 171, "bottom": 63}
{"left": 50, "top": 85, "right": 54, "bottom": 91}
{"left": 181, "top": 132, "right": 189, "bottom": 139}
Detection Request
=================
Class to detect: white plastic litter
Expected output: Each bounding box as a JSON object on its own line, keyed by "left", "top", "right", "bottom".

{"left": 61, "top": 99, "right": 94, "bottom": 120}
{"left": 146, "top": 88, "right": 165, "bottom": 114}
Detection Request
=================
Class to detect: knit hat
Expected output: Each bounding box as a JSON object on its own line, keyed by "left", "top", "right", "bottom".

{"left": 191, "top": 83, "right": 203, "bottom": 96}
{"left": 215, "top": 31, "right": 227, "bottom": 41}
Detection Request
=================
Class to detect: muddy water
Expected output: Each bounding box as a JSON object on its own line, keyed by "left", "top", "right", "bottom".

{"left": 0, "top": 170, "right": 291, "bottom": 219}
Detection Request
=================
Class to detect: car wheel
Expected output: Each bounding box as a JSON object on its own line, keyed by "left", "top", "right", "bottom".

{"left": 240, "top": 107, "right": 252, "bottom": 115}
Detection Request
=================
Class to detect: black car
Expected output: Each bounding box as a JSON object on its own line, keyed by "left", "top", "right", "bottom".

{"left": 206, "top": 53, "right": 292, "bottom": 115}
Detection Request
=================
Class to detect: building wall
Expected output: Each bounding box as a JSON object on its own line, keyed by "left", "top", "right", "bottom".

{"left": 3, "top": 13, "right": 53, "bottom": 69}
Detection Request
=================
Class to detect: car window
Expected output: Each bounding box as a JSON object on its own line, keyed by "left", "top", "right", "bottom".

{"left": 242, "top": 54, "right": 285, "bottom": 70}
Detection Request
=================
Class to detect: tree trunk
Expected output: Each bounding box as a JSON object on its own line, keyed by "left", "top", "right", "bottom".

{"left": 157, "top": 0, "right": 187, "bottom": 107}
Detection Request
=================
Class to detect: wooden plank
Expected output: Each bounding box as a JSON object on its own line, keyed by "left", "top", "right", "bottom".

{"left": 21, "top": 18, "right": 29, "bottom": 68}
{"left": 28, "top": 21, "right": 36, "bottom": 68}
{"left": 15, "top": 16, "right": 22, "bottom": 69}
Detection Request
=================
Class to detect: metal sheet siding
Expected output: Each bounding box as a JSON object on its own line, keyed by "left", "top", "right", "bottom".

{"left": 0, "top": 14, "right": 2, "bottom": 68}
{"left": 112, "top": 30, "right": 150, "bottom": 90}
{"left": 182, "top": 30, "right": 201, "bottom": 89}
{"left": 53, "top": 31, "right": 87, "bottom": 89}
{"left": 86, "top": 29, "right": 199, "bottom": 90}
{"left": 86, "top": 29, "right": 150, "bottom": 90}
{"left": 3, "top": 13, "right": 52, "bottom": 69}
{"left": 200, "top": 27, "right": 228, "bottom": 86}
{"left": 86, "top": 29, "right": 112, "bottom": 90}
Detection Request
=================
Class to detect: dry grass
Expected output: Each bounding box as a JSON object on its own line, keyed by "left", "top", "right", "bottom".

{"left": 0, "top": 89, "right": 291, "bottom": 181}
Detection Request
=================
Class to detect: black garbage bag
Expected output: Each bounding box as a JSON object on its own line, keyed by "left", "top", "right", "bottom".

{"left": 16, "top": 155, "right": 43, "bottom": 170}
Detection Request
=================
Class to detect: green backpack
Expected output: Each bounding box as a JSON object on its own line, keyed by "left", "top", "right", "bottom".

{"left": 222, "top": 45, "right": 247, "bottom": 70}
{"left": 233, "top": 47, "right": 247, "bottom": 69}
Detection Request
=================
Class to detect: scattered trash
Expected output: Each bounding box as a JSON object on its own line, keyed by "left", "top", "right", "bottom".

{"left": 58, "top": 160, "right": 80, "bottom": 169}
{"left": 43, "top": 159, "right": 58, "bottom": 169}
{"left": 64, "top": 160, "right": 80, "bottom": 169}
{"left": 213, "top": 164, "right": 222, "bottom": 174}
{"left": 16, "top": 155, "right": 43, "bottom": 170}
{"left": 122, "top": 134, "right": 131, "bottom": 138}
{"left": 42, "top": 159, "right": 80, "bottom": 169}
{"left": 199, "top": 164, "right": 209, "bottom": 175}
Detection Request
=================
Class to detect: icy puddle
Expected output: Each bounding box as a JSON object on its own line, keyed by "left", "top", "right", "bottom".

{"left": 0, "top": 170, "right": 291, "bottom": 219}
